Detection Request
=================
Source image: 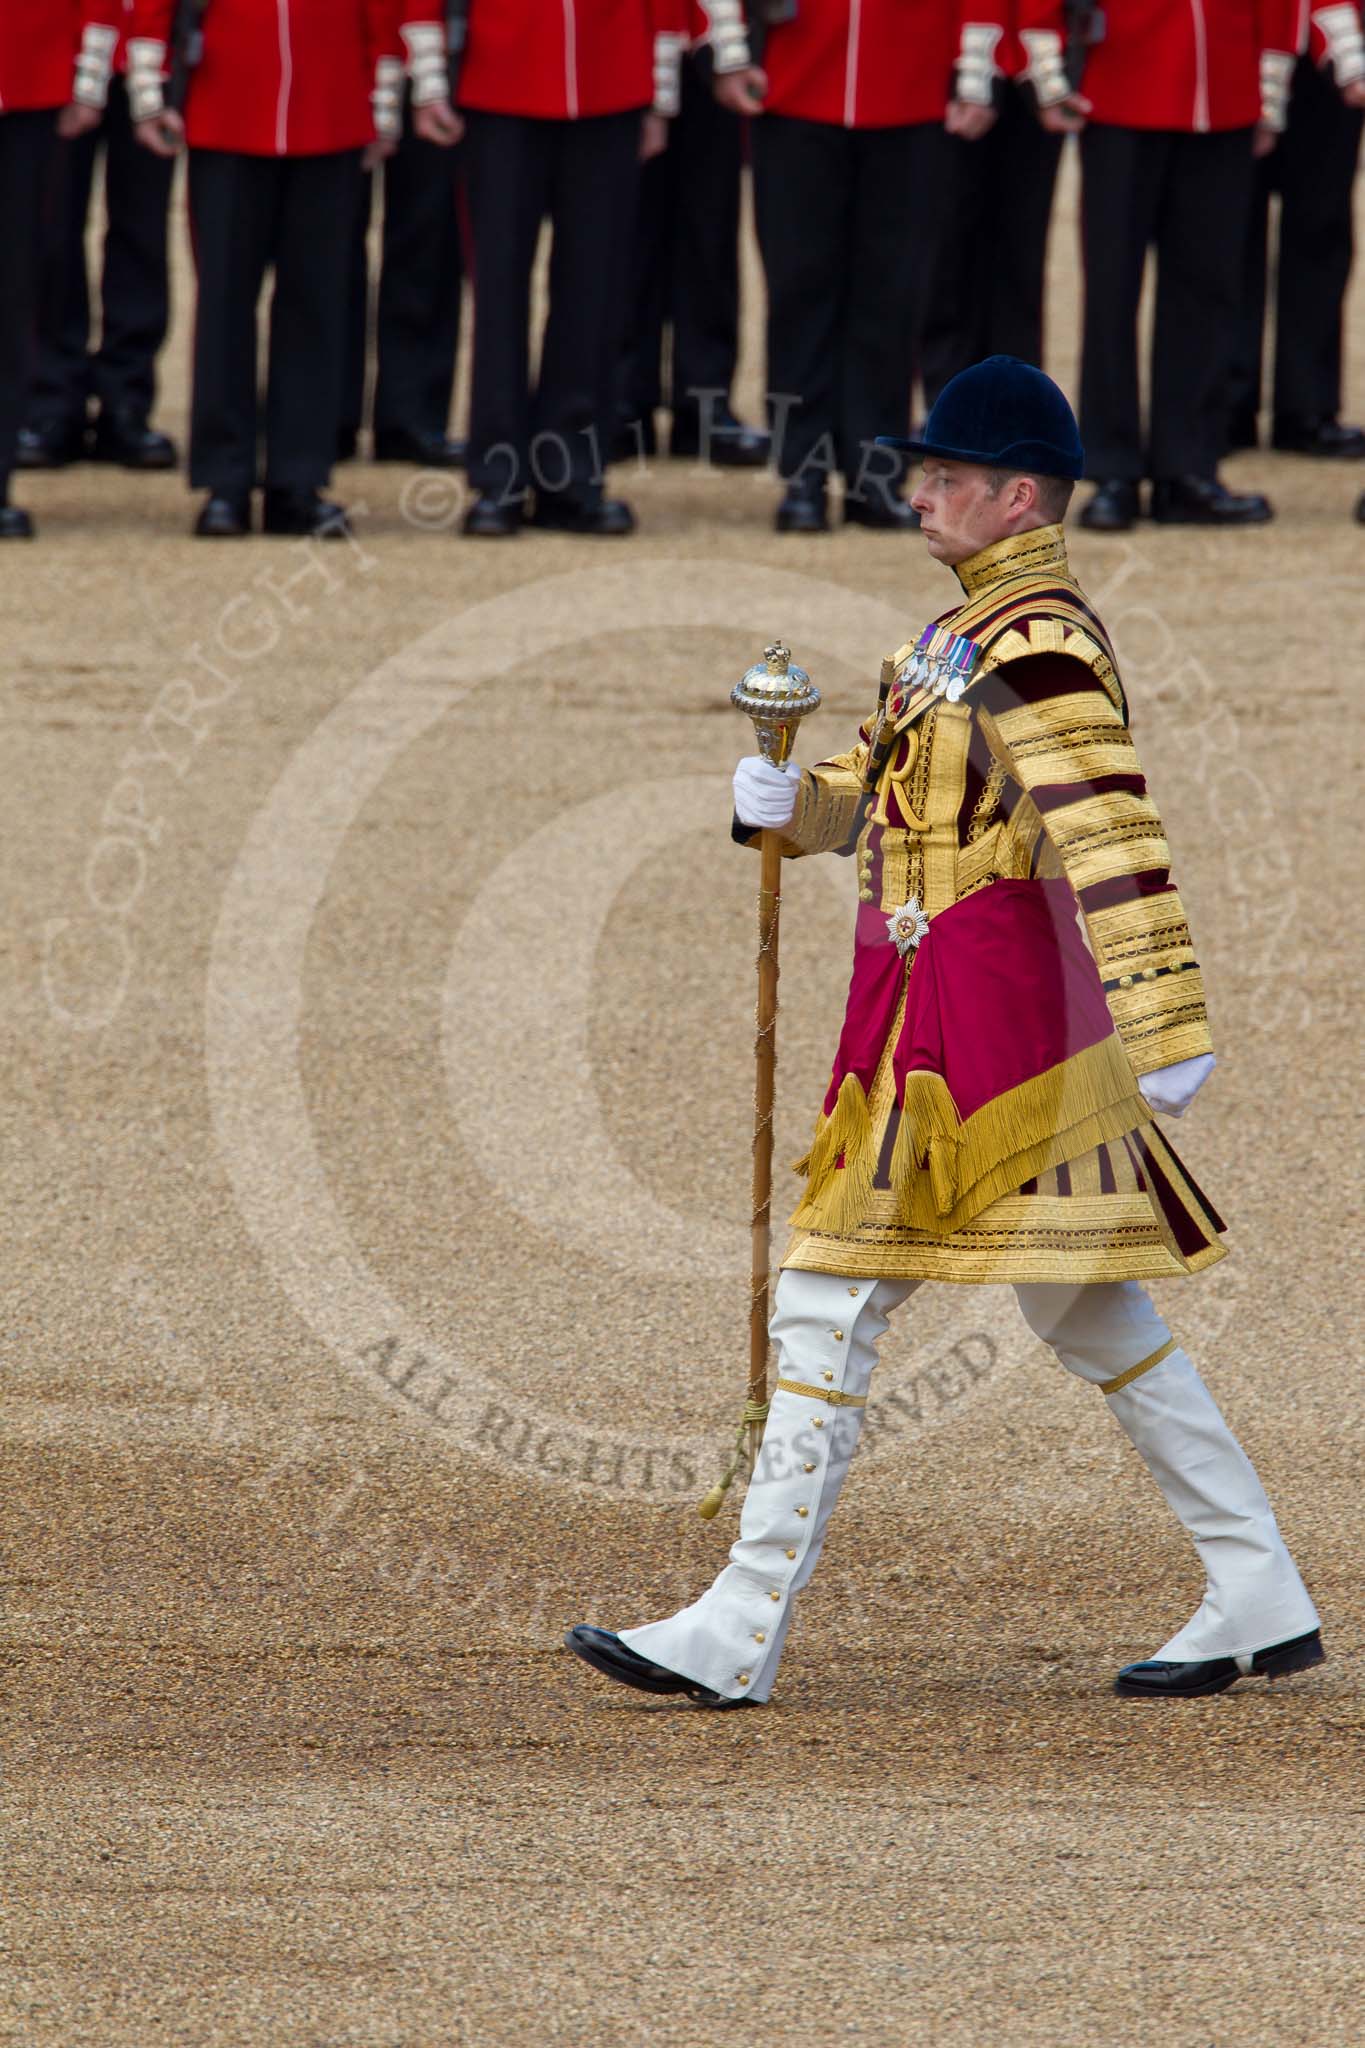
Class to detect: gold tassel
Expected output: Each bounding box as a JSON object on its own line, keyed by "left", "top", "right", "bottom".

{"left": 894, "top": 1036, "right": 1151, "bottom": 1236}
{"left": 789, "top": 1074, "right": 876, "bottom": 1232}
{"left": 698, "top": 1397, "right": 770, "bottom": 1520}
{"left": 890, "top": 1068, "right": 963, "bottom": 1214}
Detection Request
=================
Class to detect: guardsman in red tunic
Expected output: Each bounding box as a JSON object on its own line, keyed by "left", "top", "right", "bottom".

{"left": 702, "top": 0, "right": 1012, "bottom": 533}
{"left": 615, "top": 0, "right": 769, "bottom": 467}
{"left": 403, "top": 0, "right": 688, "bottom": 537}
{"left": 1019, "top": 0, "right": 1299, "bottom": 530}
{"left": 128, "top": 0, "right": 400, "bottom": 537}
{"left": 0, "top": 0, "right": 121, "bottom": 536}
{"left": 1230, "top": 2, "right": 1365, "bottom": 459}
{"left": 918, "top": 2, "right": 1066, "bottom": 405}
{"left": 21, "top": 0, "right": 178, "bottom": 474}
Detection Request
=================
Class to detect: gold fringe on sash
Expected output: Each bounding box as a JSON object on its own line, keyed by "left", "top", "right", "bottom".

{"left": 790, "top": 1033, "right": 1150, "bottom": 1241}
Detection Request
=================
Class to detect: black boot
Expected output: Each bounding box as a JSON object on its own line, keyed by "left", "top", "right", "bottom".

{"left": 1115, "top": 1628, "right": 1324, "bottom": 1698}
{"left": 529, "top": 490, "right": 635, "bottom": 536}
{"left": 194, "top": 493, "right": 252, "bottom": 538}
{"left": 91, "top": 408, "right": 178, "bottom": 469}
{"left": 462, "top": 493, "right": 523, "bottom": 537}
{"left": 0, "top": 497, "right": 35, "bottom": 539}
{"left": 262, "top": 488, "right": 351, "bottom": 538}
{"left": 775, "top": 477, "right": 829, "bottom": 533}
{"left": 1271, "top": 415, "right": 1365, "bottom": 458}
{"left": 1150, "top": 474, "right": 1273, "bottom": 525}
{"left": 670, "top": 403, "right": 769, "bottom": 467}
{"left": 565, "top": 1626, "right": 751, "bottom": 1708}
{"left": 1079, "top": 480, "right": 1141, "bottom": 532}
{"left": 16, "top": 417, "right": 87, "bottom": 469}
{"left": 844, "top": 491, "right": 920, "bottom": 531}
{"left": 372, "top": 426, "right": 467, "bottom": 467}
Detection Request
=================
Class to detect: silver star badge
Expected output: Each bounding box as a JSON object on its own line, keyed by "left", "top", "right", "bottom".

{"left": 886, "top": 896, "right": 930, "bottom": 957}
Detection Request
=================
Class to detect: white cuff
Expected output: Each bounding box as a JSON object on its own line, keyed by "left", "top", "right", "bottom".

{"left": 371, "top": 55, "right": 405, "bottom": 141}
{"left": 126, "top": 38, "right": 168, "bottom": 124}
{"left": 1312, "top": 3, "right": 1365, "bottom": 84}
{"left": 956, "top": 22, "right": 1003, "bottom": 107}
{"left": 400, "top": 22, "right": 450, "bottom": 107}
{"left": 653, "top": 31, "right": 685, "bottom": 116}
{"left": 73, "top": 23, "right": 119, "bottom": 110}
{"left": 1019, "top": 27, "right": 1072, "bottom": 107}
{"left": 704, "top": 0, "right": 753, "bottom": 74}
{"left": 1259, "top": 48, "right": 1295, "bottom": 129}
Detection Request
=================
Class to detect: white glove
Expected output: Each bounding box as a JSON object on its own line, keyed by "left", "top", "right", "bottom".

{"left": 733, "top": 756, "right": 802, "bottom": 829}
{"left": 1138, "top": 1052, "right": 1216, "bottom": 1119}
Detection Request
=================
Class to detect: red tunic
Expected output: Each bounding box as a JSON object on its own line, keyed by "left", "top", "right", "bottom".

{"left": 696, "top": 0, "right": 1010, "bottom": 128}
{"left": 1018, "top": 0, "right": 1299, "bottom": 129}
{"left": 399, "top": 0, "right": 686, "bottom": 120}
{"left": 0, "top": 0, "right": 118, "bottom": 111}
{"left": 127, "top": 0, "right": 396, "bottom": 154}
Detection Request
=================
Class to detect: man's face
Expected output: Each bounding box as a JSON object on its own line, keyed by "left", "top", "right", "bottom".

{"left": 910, "top": 458, "right": 1022, "bottom": 566}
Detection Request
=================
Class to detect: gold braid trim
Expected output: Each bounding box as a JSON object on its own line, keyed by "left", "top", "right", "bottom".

{"left": 1105, "top": 974, "right": 1214, "bottom": 1075}
{"left": 1037, "top": 788, "right": 1170, "bottom": 892}
{"left": 781, "top": 747, "right": 868, "bottom": 857}
{"left": 774, "top": 1378, "right": 867, "bottom": 1408}
{"left": 1098, "top": 1337, "right": 1178, "bottom": 1396}
{"left": 1084, "top": 889, "right": 1196, "bottom": 978}
{"left": 792, "top": 1035, "right": 1150, "bottom": 1240}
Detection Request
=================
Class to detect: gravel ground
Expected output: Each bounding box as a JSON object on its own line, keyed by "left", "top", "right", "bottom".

{"left": 4, "top": 160, "right": 1364, "bottom": 2048}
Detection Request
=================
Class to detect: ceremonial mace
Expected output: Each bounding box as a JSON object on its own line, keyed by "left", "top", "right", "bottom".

{"left": 699, "top": 643, "right": 821, "bottom": 1519}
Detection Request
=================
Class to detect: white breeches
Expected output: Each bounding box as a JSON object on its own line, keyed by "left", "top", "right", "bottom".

{"left": 620, "top": 1271, "right": 1318, "bottom": 1702}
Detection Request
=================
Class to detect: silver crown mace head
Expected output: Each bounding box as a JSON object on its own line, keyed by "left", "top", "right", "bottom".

{"left": 731, "top": 640, "right": 821, "bottom": 765}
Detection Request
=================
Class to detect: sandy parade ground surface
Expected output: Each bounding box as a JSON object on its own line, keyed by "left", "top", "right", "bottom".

{"left": 4, "top": 160, "right": 1365, "bottom": 2047}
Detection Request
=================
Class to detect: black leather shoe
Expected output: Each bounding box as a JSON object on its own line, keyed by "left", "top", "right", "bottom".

{"left": 262, "top": 488, "right": 350, "bottom": 537}
{"left": 373, "top": 426, "right": 467, "bottom": 467}
{"left": 1150, "top": 474, "right": 1274, "bottom": 525}
{"left": 775, "top": 479, "right": 829, "bottom": 533}
{"left": 529, "top": 492, "right": 635, "bottom": 535}
{"left": 565, "top": 1625, "right": 752, "bottom": 1707}
{"left": 844, "top": 493, "right": 920, "bottom": 531}
{"left": 462, "top": 492, "right": 523, "bottom": 537}
{"left": 1079, "top": 479, "right": 1141, "bottom": 532}
{"left": 1272, "top": 414, "right": 1365, "bottom": 458}
{"left": 0, "top": 502, "right": 35, "bottom": 539}
{"left": 1115, "top": 1627, "right": 1324, "bottom": 1698}
{"left": 193, "top": 493, "right": 251, "bottom": 538}
{"left": 670, "top": 405, "right": 770, "bottom": 466}
{"left": 91, "top": 408, "right": 177, "bottom": 469}
{"left": 16, "top": 418, "right": 87, "bottom": 468}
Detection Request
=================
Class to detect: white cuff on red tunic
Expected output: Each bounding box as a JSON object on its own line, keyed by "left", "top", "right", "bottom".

{"left": 1259, "top": 48, "right": 1295, "bottom": 128}
{"left": 401, "top": 22, "right": 450, "bottom": 106}
{"left": 704, "top": 0, "right": 753, "bottom": 75}
{"left": 1313, "top": 2, "right": 1365, "bottom": 84}
{"left": 125, "top": 38, "right": 168, "bottom": 123}
{"left": 73, "top": 23, "right": 119, "bottom": 110}
{"left": 372, "top": 56, "right": 405, "bottom": 141}
{"left": 653, "top": 31, "right": 686, "bottom": 116}
{"left": 956, "top": 23, "right": 1004, "bottom": 106}
{"left": 1019, "top": 27, "right": 1071, "bottom": 107}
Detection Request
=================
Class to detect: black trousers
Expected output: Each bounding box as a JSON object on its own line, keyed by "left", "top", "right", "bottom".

{"left": 187, "top": 146, "right": 363, "bottom": 497}
{"left": 28, "top": 74, "right": 174, "bottom": 432}
{"left": 341, "top": 99, "right": 464, "bottom": 446}
{"left": 1079, "top": 123, "right": 1257, "bottom": 482}
{"left": 918, "top": 82, "right": 1063, "bottom": 406}
{"left": 619, "top": 51, "right": 743, "bottom": 423}
{"left": 752, "top": 114, "right": 947, "bottom": 495}
{"left": 462, "top": 108, "right": 642, "bottom": 500}
{"left": 1229, "top": 54, "right": 1363, "bottom": 428}
{"left": 0, "top": 108, "right": 58, "bottom": 497}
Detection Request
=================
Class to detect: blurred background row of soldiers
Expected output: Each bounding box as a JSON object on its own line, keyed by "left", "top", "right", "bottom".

{"left": 2, "top": 0, "right": 1364, "bottom": 541}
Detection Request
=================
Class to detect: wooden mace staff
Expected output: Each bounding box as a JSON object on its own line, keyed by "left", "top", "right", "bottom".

{"left": 699, "top": 643, "right": 821, "bottom": 1520}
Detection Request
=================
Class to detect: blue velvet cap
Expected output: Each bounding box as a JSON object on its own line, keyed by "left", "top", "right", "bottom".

{"left": 878, "top": 355, "right": 1084, "bottom": 481}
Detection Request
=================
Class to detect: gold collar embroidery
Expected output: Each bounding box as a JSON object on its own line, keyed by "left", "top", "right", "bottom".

{"left": 954, "top": 523, "right": 1071, "bottom": 598}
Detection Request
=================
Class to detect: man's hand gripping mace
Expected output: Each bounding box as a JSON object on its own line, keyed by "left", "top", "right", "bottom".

{"left": 699, "top": 643, "right": 820, "bottom": 1518}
